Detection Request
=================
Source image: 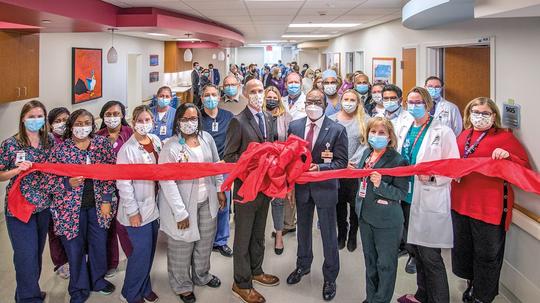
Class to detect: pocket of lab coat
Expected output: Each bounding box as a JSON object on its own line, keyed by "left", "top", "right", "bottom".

{"left": 417, "top": 185, "right": 446, "bottom": 214}
{"left": 138, "top": 196, "right": 156, "bottom": 221}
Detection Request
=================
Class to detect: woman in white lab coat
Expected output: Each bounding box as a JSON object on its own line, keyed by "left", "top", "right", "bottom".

{"left": 158, "top": 103, "right": 226, "bottom": 303}
{"left": 116, "top": 105, "right": 161, "bottom": 303}
{"left": 396, "top": 87, "right": 459, "bottom": 303}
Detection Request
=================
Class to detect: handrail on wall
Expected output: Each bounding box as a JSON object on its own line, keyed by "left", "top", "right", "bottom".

{"left": 514, "top": 203, "right": 540, "bottom": 223}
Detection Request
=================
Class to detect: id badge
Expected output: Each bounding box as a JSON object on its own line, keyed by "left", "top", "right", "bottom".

{"left": 358, "top": 179, "right": 367, "bottom": 198}
{"left": 160, "top": 125, "right": 167, "bottom": 136}
{"left": 15, "top": 151, "right": 26, "bottom": 164}
{"left": 177, "top": 150, "right": 189, "bottom": 163}
{"left": 212, "top": 121, "right": 219, "bottom": 132}
{"left": 408, "top": 181, "right": 412, "bottom": 194}
{"left": 321, "top": 143, "right": 333, "bottom": 164}
{"left": 86, "top": 155, "right": 91, "bottom": 165}
{"left": 143, "top": 152, "right": 153, "bottom": 164}
{"left": 377, "top": 199, "right": 389, "bottom": 205}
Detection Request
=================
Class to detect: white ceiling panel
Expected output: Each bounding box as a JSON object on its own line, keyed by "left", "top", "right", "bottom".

{"left": 245, "top": 1, "right": 304, "bottom": 10}
{"left": 303, "top": 0, "right": 368, "bottom": 9}
{"left": 201, "top": 9, "right": 250, "bottom": 17}
{"left": 360, "top": 0, "right": 405, "bottom": 9}
{"left": 182, "top": 0, "right": 245, "bottom": 10}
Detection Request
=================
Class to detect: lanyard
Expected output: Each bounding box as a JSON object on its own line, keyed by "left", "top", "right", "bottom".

{"left": 464, "top": 129, "right": 489, "bottom": 158}
{"left": 406, "top": 117, "right": 432, "bottom": 159}
{"left": 361, "top": 150, "right": 386, "bottom": 185}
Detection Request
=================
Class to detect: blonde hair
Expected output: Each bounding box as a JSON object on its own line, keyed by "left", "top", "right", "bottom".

{"left": 305, "top": 68, "right": 315, "bottom": 78}
{"left": 364, "top": 116, "right": 398, "bottom": 149}
{"left": 131, "top": 105, "right": 154, "bottom": 126}
{"left": 263, "top": 86, "right": 286, "bottom": 117}
{"left": 463, "top": 97, "right": 503, "bottom": 129}
{"left": 271, "top": 67, "right": 280, "bottom": 78}
{"left": 341, "top": 89, "right": 367, "bottom": 144}
{"left": 405, "top": 86, "right": 434, "bottom": 112}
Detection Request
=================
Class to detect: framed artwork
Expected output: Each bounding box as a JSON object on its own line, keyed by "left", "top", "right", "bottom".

{"left": 72, "top": 48, "right": 102, "bottom": 104}
{"left": 372, "top": 57, "right": 396, "bottom": 84}
{"left": 149, "top": 71, "right": 159, "bottom": 83}
{"left": 150, "top": 54, "right": 159, "bottom": 66}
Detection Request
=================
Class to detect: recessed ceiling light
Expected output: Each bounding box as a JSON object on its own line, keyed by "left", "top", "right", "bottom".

{"left": 289, "top": 23, "right": 360, "bottom": 28}
{"left": 282, "top": 34, "right": 330, "bottom": 38}
{"left": 147, "top": 33, "right": 170, "bottom": 37}
{"left": 41, "top": 20, "right": 52, "bottom": 24}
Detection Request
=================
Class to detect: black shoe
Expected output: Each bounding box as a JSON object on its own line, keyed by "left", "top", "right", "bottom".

{"left": 206, "top": 275, "right": 221, "bottom": 288}
{"left": 338, "top": 235, "right": 346, "bottom": 250}
{"left": 274, "top": 236, "right": 284, "bottom": 255}
{"left": 322, "top": 281, "right": 336, "bottom": 301}
{"left": 97, "top": 280, "right": 115, "bottom": 295}
{"left": 463, "top": 280, "right": 474, "bottom": 303}
{"left": 179, "top": 292, "right": 196, "bottom": 303}
{"left": 398, "top": 248, "right": 408, "bottom": 258}
{"left": 213, "top": 245, "right": 233, "bottom": 257}
{"left": 286, "top": 267, "right": 310, "bottom": 285}
{"left": 405, "top": 256, "right": 417, "bottom": 274}
{"left": 347, "top": 236, "right": 357, "bottom": 252}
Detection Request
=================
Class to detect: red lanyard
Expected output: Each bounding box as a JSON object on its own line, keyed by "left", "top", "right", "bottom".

{"left": 406, "top": 117, "right": 432, "bottom": 160}
{"left": 364, "top": 150, "right": 385, "bottom": 170}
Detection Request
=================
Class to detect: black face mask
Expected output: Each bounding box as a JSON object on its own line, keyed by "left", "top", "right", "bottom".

{"left": 265, "top": 99, "right": 279, "bottom": 111}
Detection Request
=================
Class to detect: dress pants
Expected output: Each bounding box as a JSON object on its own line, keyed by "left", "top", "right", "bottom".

{"left": 233, "top": 193, "right": 270, "bottom": 289}
{"left": 283, "top": 189, "right": 297, "bottom": 230}
{"left": 399, "top": 202, "right": 413, "bottom": 254}
{"left": 412, "top": 245, "right": 449, "bottom": 303}
{"left": 336, "top": 178, "right": 359, "bottom": 240}
{"left": 6, "top": 210, "right": 50, "bottom": 303}
{"left": 359, "top": 218, "right": 402, "bottom": 303}
{"left": 122, "top": 220, "right": 159, "bottom": 303}
{"left": 214, "top": 188, "right": 231, "bottom": 247}
{"left": 61, "top": 207, "right": 109, "bottom": 303}
{"left": 297, "top": 196, "right": 339, "bottom": 283}
{"left": 48, "top": 218, "right": 68, "bottom": 270}
{"left": 451, "top": 211, "right": 506, "bottom": 303}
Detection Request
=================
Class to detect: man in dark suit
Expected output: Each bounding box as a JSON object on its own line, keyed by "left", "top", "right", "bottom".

{"left": 224, "top": 79, "right": 279, "bottom": 303}
{"left": 286, "top": 89, "right": 348, "bottom": 301}
{"left": 191, "top": 61, "right": 201, "bottom": 106}
{"left": 208, "top": 63, "right": 221, "bottom": 86}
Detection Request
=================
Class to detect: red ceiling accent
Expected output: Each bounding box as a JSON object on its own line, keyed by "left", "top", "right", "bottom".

{"left": 0, "top": 21, "right": 41, "bottom": 29}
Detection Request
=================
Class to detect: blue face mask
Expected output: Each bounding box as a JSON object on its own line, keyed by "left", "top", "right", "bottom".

{"left": 287, "top": 83, "right": 301, "bottom": 96}
{"left": 383, "top": 99, "right": 400, "bottom": 112}
{"left": 368, "top": 134, "right": 389, "bottom": 150}
{"left": 24, "top": 117, "right": 45, "bottom": 132}
{"left": 427, "top": 87, "right": 442, "bottom": 100}
{"left": 408, "top": 104, "right": 426, "bottom": 119}
{"left": 355, "top": 84, "right": 369, "bottom": 95}
{"left": 157, "top": 97, "right": 171, "bottom": 108}
{"left": 224, "top": 85, "right": 238, "bottom": 97}
{"left": 203, "top": 96, "right": 219, "bottom": 110}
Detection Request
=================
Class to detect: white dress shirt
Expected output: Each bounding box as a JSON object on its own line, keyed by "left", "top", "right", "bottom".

{"left": 304, "top": 115, "right": 324, "bottom": 150}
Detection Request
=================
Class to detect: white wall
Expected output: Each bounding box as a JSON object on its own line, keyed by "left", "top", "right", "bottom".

{"left": 324, "top": 17, "right": 540, "bottom": 302}
{"left": 297, "top": 48, "right": 321, "bottom": 70}
{"left": 235, "top": 47, "right": 264, "bottom": 66}
{"left": 281, "top": 46, "right": 294, "bottom": 64}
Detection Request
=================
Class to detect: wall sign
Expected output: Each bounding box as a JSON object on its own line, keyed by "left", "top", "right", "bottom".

{"left": 502, "top": 103, "right": 521, "bottom": 129}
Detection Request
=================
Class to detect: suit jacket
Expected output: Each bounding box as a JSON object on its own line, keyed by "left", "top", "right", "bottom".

{"left": 191, "top": 69, "right": 200, "bottom": 94}
{"left": 224, "top": 106, "right": 276, "bottom": 201}
{"left": 288, "top": 116, "right": 348, "bottom": 208}
{"left": 210, "top": 69, "right": 220, "bottom": 85}
{"left": 355, "top": 147, "right": 409, "bottom": 229}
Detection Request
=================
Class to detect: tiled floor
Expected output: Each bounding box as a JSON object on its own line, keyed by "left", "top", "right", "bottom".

{"left": 0, "top": 214, "right": 510, "bottom": 303}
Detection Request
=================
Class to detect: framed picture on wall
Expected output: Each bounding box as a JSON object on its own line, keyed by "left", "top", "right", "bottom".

{"left": 149, "top": 71, "right": 159, "bottom": 83}
{"left": 150, "top": 54, "right": 159, "bottom": 66}
{"left": 72, "top": 47, "right": 102, "bottom": 104}
{"left": 372, "top": 57, "right": 396, "bottom": 84}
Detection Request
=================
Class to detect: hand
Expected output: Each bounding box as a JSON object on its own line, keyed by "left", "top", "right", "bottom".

{"left": 100, "top": 203, "right": 112, "bottom": 219}
{"left": 418, "top": 175, "right": 431, "bottom": 183}
{"left": 69, "top": 176, "right": 84, "bottom": 188}
{"left": 347, "top": 161, "right": 357, "bottom": 169}
{"left": 217, "top": 192, "right": 227, "bottom": 210}
{"left": 308, "top": 163, "right": 319, "bottom": 172}
{"left": 217, "top": 160, "right": 225, "bottom": 163}
{"left": 286, "top": 191, "right": 295, "bottom": 207}
{"left": 15, "top": 161, "right": 32, "bottom": 172}
{"left": 370, "top": 172, "right": 382, "bottom": 188}
{"left": 492, "top": 148, "right": 510, "bottom": 160}
{"left": 129, "top": 213, "right": 142, "bottom": 227}
{"left": 177, "top": 217, "right": 190, "bottom": 230}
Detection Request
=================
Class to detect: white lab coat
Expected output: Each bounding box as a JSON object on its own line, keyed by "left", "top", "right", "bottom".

{"left": 396, "top": 116, "right": 459, "bottom": 248}
{"left": 116, "top": 134, "right": 162, "bottom": 227}
{"left": 434, "top": 97, "right": 463, "bottom": 136}
{"left": 158, "top": 132, "right": 223, "bottom": 242}
{"left": 283, "top": 92, "right": 307, "bottom": 121}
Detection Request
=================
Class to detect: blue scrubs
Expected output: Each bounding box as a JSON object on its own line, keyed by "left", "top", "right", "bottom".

{"left": 150, "top": 106, "right": 176, "bottom": 142}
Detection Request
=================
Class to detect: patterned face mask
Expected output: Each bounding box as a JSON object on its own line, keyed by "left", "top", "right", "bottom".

{"left": 470, "top": 112, "right": 493, "bottom": 130}
{"left": 180, "top": 119, "right": 198, "bottom": 135}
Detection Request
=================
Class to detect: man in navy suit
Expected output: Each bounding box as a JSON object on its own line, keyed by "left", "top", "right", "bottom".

{"left": 286, "top": 89, "right": 349, "bottom": 301}
{"left": 209, "top": 63, "right": 221, "bottom": 86}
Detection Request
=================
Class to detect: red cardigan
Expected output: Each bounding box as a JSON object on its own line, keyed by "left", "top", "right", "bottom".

{"left": 451, "top": 128, "right": 529, "bottom": 230}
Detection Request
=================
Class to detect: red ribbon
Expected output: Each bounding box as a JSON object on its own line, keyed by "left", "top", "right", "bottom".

{"left": 8, "top": 135, "right": 540, "bottom": 223}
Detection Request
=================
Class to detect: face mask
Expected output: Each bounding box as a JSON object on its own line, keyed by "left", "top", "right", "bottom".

{"left": 265, "top": 99, "right": 279, "bottom": 111}
{"left": 470, "top": 113, "right": 493, "bottom": 130}
{"left": 203, "top": 96, "right": 219, "bottom": 110}
{"left": 134, "top": 123, "right": 153, "bottom": 136}
{"left": 287, "top": 83, "right": 301, "bottom": 96}
{"left": 52, "top": 122, "right": 66, "bottom": 136}
{"left": 372, "top": 93, "right": 383, "bottom": 104}
{"left": 203, "top": 73, "right": 209, "bottom": 78}
{"left": 306, "top": 104, "right": 324, "bottom": 121}
{"left": 248, "top": 93, "right": 264, "bottom": 110}
{"left": 104, "top": 116, "right": 121, "bottom": 129}
{"left": 383, "top": 99, "right": 400, "bottom": 112}
{"left": 24, "top": 117, "right": 45, "bottom": 133}
{"left": 323, "top": 84, "right": 337, "bottom": 96}
{"left": 157, "top": 97, "right": 171, "bottom": 108}
{"left": 427, "top": 87, "right": 442, "bottom": 100}
{"left": 73, "top": 126, "right": 92, "bottom": 140}
{"left": 277, "top": 72, "right": 282, "bottom": 78}
{"left": 368, "top": 134, "right": 389, "bottom": 150}
{"left": 224, "top": 85, "right": 238, "bottom": 97}
{"left": 408, "top": 104, "right": 426, "bottom": 119}
{"left": 341, "top": 101, "right": 358, "bottom": 114}
{"left": 355, "top": 84, "right": 369, "bottom": 95}
{"left": 180, "top": 120, "right": 198, "bottom": 135}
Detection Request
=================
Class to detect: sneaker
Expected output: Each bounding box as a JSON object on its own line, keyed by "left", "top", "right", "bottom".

{"left": 98, "top": 281, "right": 116, "bottom": 295}
{"left": 120, "top": 295, "right": 145, "bottom": 303}
{"left": 144, "top": 291, "right": 159, "bottom": 303}
{"left": 106, "top": 268, "right": 118, "bottom": 278}
{"left": 56, "top": 264, "right": 70, "bottom": 279}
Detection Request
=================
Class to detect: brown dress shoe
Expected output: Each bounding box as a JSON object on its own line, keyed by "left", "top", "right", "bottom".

{"left": 252, "top": 273, "right": 280, "bottom": 287}
{"left": 232, "top": 283, "right": 266, "bottom": 303}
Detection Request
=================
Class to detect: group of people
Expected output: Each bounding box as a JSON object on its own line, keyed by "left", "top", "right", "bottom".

{"left": 1, "top": 62, "right": 530, "bottom": 303}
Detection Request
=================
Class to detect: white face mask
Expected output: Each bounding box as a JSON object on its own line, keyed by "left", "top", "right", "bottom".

{"left": 372, "top": 93, "right": 383, "bottom": 104}
{"left": 134, "top": 123, "right": 153, "bottom": 136}
{"left": 180, "top": 120, "right": 198, "bottom": 135}
{"left": 306, "top": 104, "right": 324, "bottom": 121}
{"left": 341, "top": 101, "right": 358, "bottom": 114}
{"left": 323, "top": 84, "right": 337, "bottom": 96}
{"left": 52, "top": 122, "right": 66, "bottom": 136}
{"left": 470, "top": 113, "right": 494, "bottom": 130}
{"left": 104, "top": 117, "right": 121, "bottom": 129}
{"left": 248, "top": 92, "right": 265, "bottom": 110}
{"left": 72, "top": 126, "right": 92, "bottom": 140}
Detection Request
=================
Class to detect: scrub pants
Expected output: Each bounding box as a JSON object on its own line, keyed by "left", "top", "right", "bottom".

{"left": 6, "top": 210, "right": 50, "bottom": 303}
{"left": 48, "top": 219, "right": 68, "bottom": 271}
{"left": 122, "top": 220, "right": 159, "bottom": 303}
{"left": 61, "top": 207, "right": 109, "bottom": 303}
{"left": 214, "top": 189, "right": 231, "bottom": 247}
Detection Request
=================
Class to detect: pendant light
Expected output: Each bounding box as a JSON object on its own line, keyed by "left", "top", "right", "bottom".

{"left": 107, "top": 28, "right": 118, "bottom": 64}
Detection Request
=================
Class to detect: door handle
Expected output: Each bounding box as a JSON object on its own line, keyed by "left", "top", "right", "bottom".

{"left": 16, "top": 87, "right": 21, "bottom": 97}
{"left": 23, "top": 86, "right": 27, "bottom": 96}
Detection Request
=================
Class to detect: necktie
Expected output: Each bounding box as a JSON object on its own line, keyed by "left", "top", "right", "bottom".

{"left": 306, "top": 123, "right": 316, "bottom": 151}
{"left": 255, "top": 112, "right": 266, "bottom": 139}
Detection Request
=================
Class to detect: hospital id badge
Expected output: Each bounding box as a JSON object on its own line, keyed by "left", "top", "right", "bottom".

{"left": 212, "top": 121, "right": 219, "bottom": 132}
{"left": 86, "top": 155, "right": 91, "bottom": 165}
{"left": 358, "top": 179, "right": 367, "bottom": 198}
{"left": 15, "top": 151, "right": 26, "bottom": 164}
{"left": 160, "top": 125, "right": 167, "bottom": 136}
{"left": 408, "top": 181, "right": 412, "bottom": 193}
{"left": 321, "top": 143, "right": 333, "bottom": 164}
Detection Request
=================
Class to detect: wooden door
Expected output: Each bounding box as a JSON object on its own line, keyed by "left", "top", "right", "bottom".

{"left": 0, "top": 31, "right": 22, "bottom": 102}
{"left": 19, "top": 33, "right": 39, "bottom": 99}
{"left": 401, "top": 48, "right": 416, "bottom": 94}
{"left": 443, "top": 46, "right": 490, "bottom": 113}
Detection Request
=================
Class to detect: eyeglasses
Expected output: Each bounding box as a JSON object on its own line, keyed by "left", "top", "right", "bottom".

{"left": 305, "top": 99, "right": 324, "bottom": 106}
{"left": 408, "top": 101, "right": 426, "bottom": 105}
{"left": 471, "top": 110, "right": 493, "bottom": 118}
{"left": 180, "top": 117, "right": 198, "bottom": 123}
